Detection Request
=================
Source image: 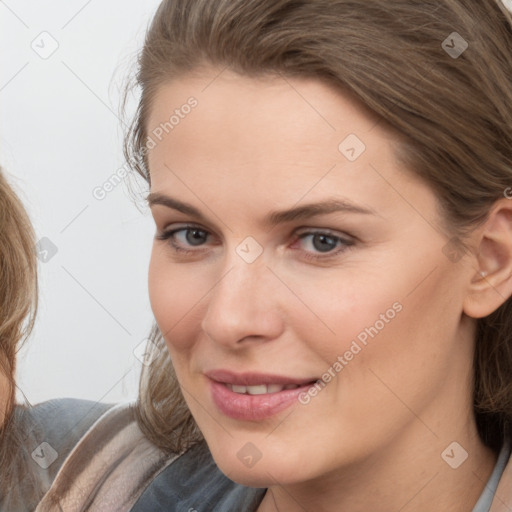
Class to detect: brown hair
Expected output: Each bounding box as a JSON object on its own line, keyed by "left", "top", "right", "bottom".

{"left": 124, "top": 0, "right": 512, "bottom": 453}
{"left": 0, "top": 168, "right": 38, "bottom": 503}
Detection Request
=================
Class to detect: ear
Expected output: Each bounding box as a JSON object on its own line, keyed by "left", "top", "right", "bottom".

{"left": 463, "top": 198, "right": 512, "bottom": 319}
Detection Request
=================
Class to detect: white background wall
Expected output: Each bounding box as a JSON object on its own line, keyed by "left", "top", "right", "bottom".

{"left": 0, "top": 0, "right": 163, "bottom": 405}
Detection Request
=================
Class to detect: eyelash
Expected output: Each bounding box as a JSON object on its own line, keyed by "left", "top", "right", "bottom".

{"left": 155, "top": 224, "right": 355, "bottom": 261}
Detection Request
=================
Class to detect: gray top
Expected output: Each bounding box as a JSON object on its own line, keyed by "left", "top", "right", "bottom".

{"left": 0, "top": 398, "right": 111, "bottom": 511}
{"left": 131, "top": 441, "right": 265, "bottom": 511}
{"left": 132, "top": 438, "right": 512, "bottom": 511}
{"left": 473, "top": 439, "right": 511, "bottom": 512}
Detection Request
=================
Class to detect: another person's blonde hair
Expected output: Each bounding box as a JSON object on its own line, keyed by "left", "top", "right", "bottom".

{"left": 124, "top": 0, "right": 512, "bottom": 454}
{"left": 0, "top": 168, "right": 38, "bottom": 501}
{"left": 0, "top": 170, "right": 37, "bottom": 412}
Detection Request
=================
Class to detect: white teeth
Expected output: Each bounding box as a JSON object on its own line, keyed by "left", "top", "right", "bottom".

{"left": 247, "top": 385, "right": 267, "bottom": 395}
{"left": 228, "top": 383, "right": 300, "bottom": 395}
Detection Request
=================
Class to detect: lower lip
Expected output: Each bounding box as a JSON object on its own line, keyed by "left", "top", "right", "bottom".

{"left": 210, "top": 380, "right": 312, "bottom": 421}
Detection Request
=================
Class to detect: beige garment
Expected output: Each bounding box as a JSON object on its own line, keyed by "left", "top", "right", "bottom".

{"left": 36, "top": 403, "right": 179, "bottom": 512}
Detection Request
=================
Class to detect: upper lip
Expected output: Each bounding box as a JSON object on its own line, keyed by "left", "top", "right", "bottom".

{"left": 206, "top": 369, "right": 316, "bottom": 386}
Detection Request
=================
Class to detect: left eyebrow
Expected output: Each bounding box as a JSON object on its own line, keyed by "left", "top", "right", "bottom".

{"left": 264, "top": 198, "right": 378, "bottom": 227}
{"left": 146, "top": 193, "right": 378, "bottom": 227}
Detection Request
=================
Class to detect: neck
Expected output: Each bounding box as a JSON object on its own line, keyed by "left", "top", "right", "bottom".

{"left": 257, "top": 418, "right": 498, "bottom": 512}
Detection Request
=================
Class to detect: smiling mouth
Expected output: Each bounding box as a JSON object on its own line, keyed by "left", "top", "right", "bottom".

{"left": 207, "top": 371, "right": 318, "bottom": 421}
{"left": 206, "top": 369, "right": 319, "bottom": 419}
{"left": 226, "top": 383, "right": 308, "bottom": 395}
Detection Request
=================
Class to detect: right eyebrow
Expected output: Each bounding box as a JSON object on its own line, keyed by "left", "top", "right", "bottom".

{"left": 146, "top": 193, "right": 209, "bottom": 222}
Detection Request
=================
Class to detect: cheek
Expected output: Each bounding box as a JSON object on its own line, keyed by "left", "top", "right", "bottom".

{"left": 148, "top": 246, "right": 209, "bottom": 353}
{"left": 301, "top": 258, "right": 460, "bottom": 388}
{"left": 339, "top": 265, "right": 465, "bottom": 408}
{"left": 282, "top": 266, "right": 405, "bottom": 365}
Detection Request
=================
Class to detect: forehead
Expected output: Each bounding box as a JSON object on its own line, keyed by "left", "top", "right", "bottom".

{"left": 146, "top": 69, "right": 385, "bottom": 163}
{"left": 144, "top": 69, "right": 432, "bottom": 227}
{"left": 149, "top": 71, "right": 389, "bottom": 163}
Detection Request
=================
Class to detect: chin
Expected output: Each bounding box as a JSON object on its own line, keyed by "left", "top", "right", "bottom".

{"left": 217, "top": 459, "right": 297, "bottom": 487}
{"left": 209, "top": 445, "right": 313, "bottom": 488}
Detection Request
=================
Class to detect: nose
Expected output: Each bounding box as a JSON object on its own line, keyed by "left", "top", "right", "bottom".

{"left": 200, "top": 259, "right": 285, "bottom": 348}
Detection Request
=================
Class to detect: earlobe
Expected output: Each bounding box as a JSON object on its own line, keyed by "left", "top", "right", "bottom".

{"left": 463, "top": 199, "right": 512, "bottom": 319}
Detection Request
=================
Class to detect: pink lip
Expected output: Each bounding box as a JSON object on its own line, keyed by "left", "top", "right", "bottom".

{"left": 206, "top": 370, "right": 316, "bottom": 421}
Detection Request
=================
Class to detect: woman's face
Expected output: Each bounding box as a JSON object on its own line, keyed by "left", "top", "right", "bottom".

{"left": 147, "top": 68, "right": 477, "bottom": 486}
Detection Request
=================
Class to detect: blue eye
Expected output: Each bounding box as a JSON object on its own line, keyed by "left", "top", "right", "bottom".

{"left": 304, "top": 233, "right": 339, "bottom": 252}
{"left": 156, "top": 226, "right": 210, "bottom": 252}
{"left": 176, "top": 227, "right": 209, "bottom": 246}
{"left": 295, "top": 231, "right": 354, "bottom": 259}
